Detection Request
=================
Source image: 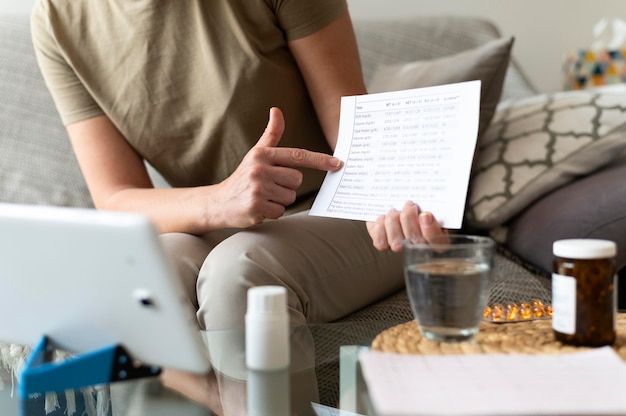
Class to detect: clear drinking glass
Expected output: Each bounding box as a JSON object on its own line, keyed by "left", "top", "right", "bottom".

{"left": 403, "top": 234, "right": 495, "bottom": 342}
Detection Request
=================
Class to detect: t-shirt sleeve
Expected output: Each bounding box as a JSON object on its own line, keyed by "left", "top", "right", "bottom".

{"left": 30, "top": 1, "right": 104, "bottom": 126}
{"left": 273, "top": 0, "right": 348, "bottom": 41}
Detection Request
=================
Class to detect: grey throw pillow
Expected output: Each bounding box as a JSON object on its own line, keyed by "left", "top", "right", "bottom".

{"left": 503, "top": 157, "right": 626, "bottom": 274}
{"left": 367, "top": 36, "right": 514, "bottom": 139}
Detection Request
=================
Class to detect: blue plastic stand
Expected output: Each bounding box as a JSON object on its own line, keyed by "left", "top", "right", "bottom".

{"left": 18, "top": 336, "right": 161, "bottom": 416}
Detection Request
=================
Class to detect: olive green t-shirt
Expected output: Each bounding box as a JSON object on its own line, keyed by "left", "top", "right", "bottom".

{"left": 31, "top": 0, "right": 347, "bottom": 196}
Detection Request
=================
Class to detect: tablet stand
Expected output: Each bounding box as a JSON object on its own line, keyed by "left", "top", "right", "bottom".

{"left": 18, "top": 335, "right": 162, "bottom": 416}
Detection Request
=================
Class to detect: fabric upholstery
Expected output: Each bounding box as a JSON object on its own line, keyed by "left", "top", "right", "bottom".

{"left": 0, "top": 16, "right": 93, "bottom": 208}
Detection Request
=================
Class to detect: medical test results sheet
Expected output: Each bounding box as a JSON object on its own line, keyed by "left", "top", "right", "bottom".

{"left": 310, "top": 80, "right": 481, "bottom": 229}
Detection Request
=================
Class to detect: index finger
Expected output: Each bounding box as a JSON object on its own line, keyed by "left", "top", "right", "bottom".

{"left": 265, "top": 147, "right": 343, "bottom": 172}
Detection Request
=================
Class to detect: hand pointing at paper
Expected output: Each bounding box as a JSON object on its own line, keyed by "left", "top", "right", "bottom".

{"left": 215, "top": 107, "right": 343, "bottom": 228}
{"left": 366, "top": 201, "right": 448, "bottom": 253}
{"left": 220, "top": 107, "right": 447, "bottom": 250}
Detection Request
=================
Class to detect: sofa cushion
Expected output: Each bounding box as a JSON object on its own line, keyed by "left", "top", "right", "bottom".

{"left": 503, "top": 156, "right": 626, "bottom": 273}
{"left": 368, "top": 37, "right": 513, "bottom": 139}
{"left": 0, "top": 16, "right": 93, "bottom": 208}
{"left": 352, "top": 16, "right": 537, "bottom": 102}
{"left": 466, "top": 85, "right": 626, "bottom": 229}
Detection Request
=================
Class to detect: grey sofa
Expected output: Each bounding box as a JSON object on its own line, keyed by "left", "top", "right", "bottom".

{"left": 2, "top": 11, "right": 625, "bottom": 412}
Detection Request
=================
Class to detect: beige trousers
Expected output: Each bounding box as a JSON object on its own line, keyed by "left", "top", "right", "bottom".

{"left": 159, "top": 210, "right": 403, "bottom": 412}
{"left": 161, "top": 210, "right": 403, "bottom": 330}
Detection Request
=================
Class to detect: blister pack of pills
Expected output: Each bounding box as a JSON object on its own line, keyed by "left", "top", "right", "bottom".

{"left": 483, "top": 300, "right": 552, "bottom": 323}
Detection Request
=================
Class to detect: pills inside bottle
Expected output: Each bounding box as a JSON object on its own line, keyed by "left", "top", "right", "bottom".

{"left": 552, "top": 239, "right": 617, "bottom": 347}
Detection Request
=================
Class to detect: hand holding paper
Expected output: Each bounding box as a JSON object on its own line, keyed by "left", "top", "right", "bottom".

{"left": 310, "top": 81, "right": 481, "bottom": 229}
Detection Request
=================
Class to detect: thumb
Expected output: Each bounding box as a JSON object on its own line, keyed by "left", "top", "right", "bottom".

{"left": 255, "top": 107, "right": 285, "bottom": 149}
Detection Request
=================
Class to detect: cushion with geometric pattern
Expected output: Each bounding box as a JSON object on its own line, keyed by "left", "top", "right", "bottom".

{"left": 465, "top": 84, "right": 626, "bottom": 229}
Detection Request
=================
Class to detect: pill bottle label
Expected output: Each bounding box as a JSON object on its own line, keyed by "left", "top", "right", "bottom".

{"left": 552, "top": 273, "right": 576, "bottom": 335}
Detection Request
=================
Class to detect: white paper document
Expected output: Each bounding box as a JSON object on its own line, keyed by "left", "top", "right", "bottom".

{"left": 310, "top": 81, "right": 481, "bottom": 228}
{"left": 359, "top": 347, "right": 626, "bottom": 415}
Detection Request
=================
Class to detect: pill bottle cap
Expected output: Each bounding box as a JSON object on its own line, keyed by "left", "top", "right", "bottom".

{"left": 553, "top": 239, "right": 617, "bottom": 259}
{"left": 247, "top": 286, "right": 287, "bottom": 315}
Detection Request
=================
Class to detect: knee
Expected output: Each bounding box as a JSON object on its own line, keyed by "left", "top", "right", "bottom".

{"left": 196, "top": 234, "right": 304, "bottom": 330}
{"left": 196, "top": 239, "right": 261, "bottom": 329}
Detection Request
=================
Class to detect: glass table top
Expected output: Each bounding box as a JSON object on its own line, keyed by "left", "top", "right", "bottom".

{"left": 0, "top": 320, "right": 404, "bottom": 416}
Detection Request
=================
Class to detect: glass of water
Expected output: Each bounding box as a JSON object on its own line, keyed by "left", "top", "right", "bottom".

{"left": 403, "top": 234, "right": 495, "bottom": 342}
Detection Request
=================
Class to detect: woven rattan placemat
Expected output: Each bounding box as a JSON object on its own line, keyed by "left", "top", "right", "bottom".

{"left": 371, "top": 314, "right": 626, "bottom": 359}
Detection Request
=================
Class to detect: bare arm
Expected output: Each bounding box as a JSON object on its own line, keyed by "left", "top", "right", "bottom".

{"left": 66, "top": 115, "right": 215, "bottom": 234}
{"left": 67, "top": 108, "right": 341, "bottom": 234}
{"left": 288, "top": 11, "right": 366, "bottom": 150}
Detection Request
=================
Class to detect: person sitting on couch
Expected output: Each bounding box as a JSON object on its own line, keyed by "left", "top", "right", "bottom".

{"left": 31, "top": 0, "right": 447, "bottom": 413}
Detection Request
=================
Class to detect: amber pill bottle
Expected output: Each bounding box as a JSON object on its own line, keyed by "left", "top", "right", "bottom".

{"left": 552, "top": 239, "right": 617, "bottom": 347}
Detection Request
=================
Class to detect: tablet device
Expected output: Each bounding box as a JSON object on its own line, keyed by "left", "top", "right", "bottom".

{"left": 0, "top": 203, "right": 210, "bottom": 373}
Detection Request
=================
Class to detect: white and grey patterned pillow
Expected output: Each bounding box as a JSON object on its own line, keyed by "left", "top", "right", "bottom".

{"left": 466, "top": 85, "right": 626, "bottom": 229}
